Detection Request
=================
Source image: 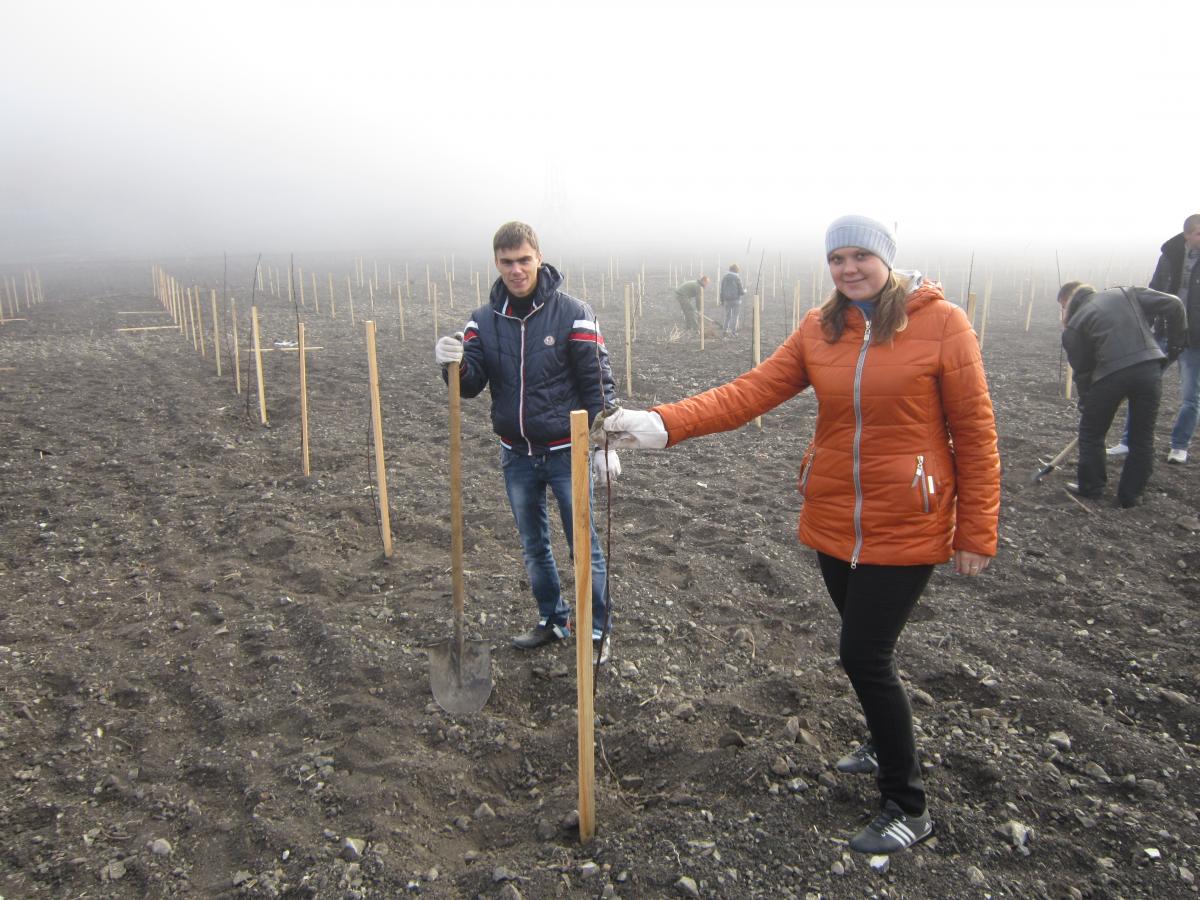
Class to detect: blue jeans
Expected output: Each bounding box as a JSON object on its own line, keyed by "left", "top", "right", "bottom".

{"left": 1170, "top": 347, "right": 1200, "bottom": 451}
{"left": 501, "top": 447, "right": 609, "bottom": 636}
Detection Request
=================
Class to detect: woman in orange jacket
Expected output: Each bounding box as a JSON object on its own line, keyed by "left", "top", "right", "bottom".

{"left": 599, "top": 215, "right": 1000, "bottom": 854}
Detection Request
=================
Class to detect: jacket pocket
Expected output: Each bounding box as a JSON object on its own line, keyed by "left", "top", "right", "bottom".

{"left": 909, "top": 455, "right": 931, "bottom": 514}
{"left": 798, "top": 447, "right": 817, "bottom": 499}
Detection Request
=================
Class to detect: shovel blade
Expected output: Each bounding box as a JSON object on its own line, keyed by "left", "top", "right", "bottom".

{"left": 428, "top": 639, "right": 493, "bottom": 715}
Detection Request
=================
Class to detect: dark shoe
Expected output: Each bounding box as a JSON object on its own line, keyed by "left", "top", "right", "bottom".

{"left": 849, "top": 799, "right": 933, "bottom": 854}
{"left": 1115, "top": 495, "right": 1140, "bottom": 509}
{"left": 1065, "top": 482, "right": 1102, "bottom": 499}
{"left": 835, "top": 740, "right": 879, "bottom": 775}
{"left": 512, "top": 621, "right": 570, "bottom": 650}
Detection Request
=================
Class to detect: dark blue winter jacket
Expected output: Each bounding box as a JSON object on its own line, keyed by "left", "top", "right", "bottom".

{"left": 451, "top": 263, "right": 616, "bottom": 455}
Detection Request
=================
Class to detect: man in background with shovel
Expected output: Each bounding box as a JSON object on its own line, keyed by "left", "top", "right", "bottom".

{"left": 435, "top": 221, "right": 618, "bottom": 663}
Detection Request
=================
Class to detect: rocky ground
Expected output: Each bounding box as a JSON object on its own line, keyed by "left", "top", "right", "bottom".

{"left": 0, "top": 258, "right": 1197, "bottom": 899}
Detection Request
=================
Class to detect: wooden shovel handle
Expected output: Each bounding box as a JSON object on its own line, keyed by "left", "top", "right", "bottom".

{"left": 448, "top": 363, "right": 466, "bottom": 652}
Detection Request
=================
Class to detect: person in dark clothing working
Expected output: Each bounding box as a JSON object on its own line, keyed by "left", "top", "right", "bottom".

{"left": 1059, "top": 280, "right": 1186, "bottom": 507}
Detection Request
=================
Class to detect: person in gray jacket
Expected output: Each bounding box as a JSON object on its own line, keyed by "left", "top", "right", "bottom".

{"left": 1059, "top": 281, "right": 1186, "bottom": 507}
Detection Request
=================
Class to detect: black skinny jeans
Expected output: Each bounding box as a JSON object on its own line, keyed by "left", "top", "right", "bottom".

{"left": 1077, "top": 359, "right": 1163, "bottom": 506}
{"left": 817, "top": 552, "right": 933, "bottom": 816}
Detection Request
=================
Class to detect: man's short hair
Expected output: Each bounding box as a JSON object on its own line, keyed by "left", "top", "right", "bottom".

{"left": 1184, "top": 214, "right": 1200, "bottom": 233}
{"left": 493, "top": 221, "right": 540, "bottom": 255}
{"left": 729, "top": 263, "right": 740, "bottom": 273}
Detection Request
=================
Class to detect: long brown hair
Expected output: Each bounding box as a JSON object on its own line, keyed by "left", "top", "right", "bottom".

{"left": 819, "top": 271, "right": 912, "bottom": 343}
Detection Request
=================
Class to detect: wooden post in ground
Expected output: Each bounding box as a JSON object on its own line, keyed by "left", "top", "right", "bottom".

{"left": 387, "top": 263, "right": 393, "bottom": 295}
{"left": 196, "top": 289, "right": 206, "bottom": 357}
{"left": 699, "top": 285, "right": 705, "bottom": 351}
{"left": 251, "top": 305, "right": 267, "bottom": 423}
{"left": 188, "top": 287, "right": 198, "bottom": 350}
{"left": 432, "top": 284, "right": 439, "bottom": 341}
{"left": 624, "top": 286, "right": 633, "bottom": 395}
{"left": 475, "top": 272, "right": 482, "bottom": 307}
{"left": 211, "top": 290, "right": 222, "bottom": 376}
{"left": 1025, "top": 283, "right": 1035, "bottom": 332}
{"left": 368, "top": 281, "right": 375, "bottom": 314}
{"left": 286, "top": 266, "right": 293, "bottom": 303}
{"left": 397, "top": 286, "right": 406, "bottom": 341}
{"left": 570, "top": 408, "right": 596, "bottom": 844}
{"left": 753, "top": 296, "right": 763, "bottom": 429}
{"left": 298, "top": 266, "right": 306, "bottom": 307}
{"left": 299, "top": 321, "right": 310, "bottom": 475}
{"left": 231, "top": 299, "right": 242, "bottom": 394}
{"left": 347, "top": 275, "right": 356, "bottom": 326}
{"left": 329, "top": 273, "right": 336, "bottom": 318}
{"left": 965, "top": 291, "right": 978, "bottom": 330}
{"left": 365, "top": 321, "right": 393, "bottom": 557}
{"left": 979, "top": 275, "right": 993, "bottom": 349}
{"left": 34, "top": 269, "right": 43, "bottom": 304}
{"left": 311, "top": 272, "right": 320, "bottom": 314}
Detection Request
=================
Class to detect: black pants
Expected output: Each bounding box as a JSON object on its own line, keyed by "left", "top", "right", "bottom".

{"left": 817, "top": 552, "right": 933, "bottom": 816}
{"left": 1077, "top": 359, "right": 1162, "bottom": 506}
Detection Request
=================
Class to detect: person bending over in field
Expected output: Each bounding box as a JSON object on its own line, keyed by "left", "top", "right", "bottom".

{"left": 673, "top": 274, "right": 709, "bottom": 332}
{"left": 598, "top": 215, "right": 1000, "bottom": 854}
{"left": 1058, "top": 280, "right": 1184, "bottom": 507}
{"left": 434, "top": 221, "right": 618, "bottom": 664}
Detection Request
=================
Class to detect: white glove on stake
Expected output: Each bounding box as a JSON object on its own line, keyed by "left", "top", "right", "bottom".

{"left": 591, "top": 448, "right": 622, "bottom": 482}
{"left": 435, "top": 332, "right": 464, "bottom": 366}
{"left": 596, "top": 407, "right": 669, "bottom": 450}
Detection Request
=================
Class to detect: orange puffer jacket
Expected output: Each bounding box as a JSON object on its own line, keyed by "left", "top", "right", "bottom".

{"left": 653, "top": 280, "right": 1000, "bottom": 566}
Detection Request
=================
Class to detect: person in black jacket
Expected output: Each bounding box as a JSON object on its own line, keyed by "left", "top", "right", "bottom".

{"left": 1154, "top": 215, "right": 1200, "bottom": 464}
{"left": 718, "top": 264, "right": 747, "bottom": 337}
{"left": 1059, "top": 281, "right": 1186, "bottom": 507}
{"left": 434, "top": 221, "right": 618, "bottom": 661}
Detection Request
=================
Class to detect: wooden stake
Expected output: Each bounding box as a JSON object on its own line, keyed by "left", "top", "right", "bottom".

{"left": 196, "top": 289, "right": 206, "bottom": 357}
{"left": 397, "top": 286, "right": 406, "bottom": 341}
{"left": 211, "top": 290, "right": 222, "bottom": 377}
{"left": 624, "top": 285, "right": 633, "bottom": 395}
{"left": 231, "top": 299, "right": 242, "bottom": 393}
{"left": 978, "top": 275, "right": 993, "bottom": 349}
{"left": 369, "top": 281, "right": 375, "bottom": 313}
{"left": 432, "top": 283, "right": 439, "bottom": 341}
{"left": 366, "top": 321, "right": 393, "bottom": 557}
{"left": 251, "top": 305, "right": 267, "bottom": 422}
{"left": 286, "top": 266, "right": 293, "bottom": 303}
{"left": 699, "top": 285, "right": 705, "bottom": 351}
{"left": 312, "top": 272, "right": 320, "bottom": 314}
{"left": 387, "top": 263, "right": 393, "bottom": 295}
{"left": 965, "top": 291, "right": 978, "bottom": 329}
{"left": 570, "top": 408, "right": 596, "bottom": 845}
{"left": 753, "top": 296, "right": 763, "bottom": 429}
{"left": 347, "top": 275, "right": 356, "bottom": 326}
{"left": 299, "top": 321, "right": 310, "bottom": 475}
{"left": 298, "top": 266, "right": 306, "bottom": 307}
{"left": 188, "top": 287, "right": 198, "bottom": 350}
{"left": 329, "top": 273, "right": 336, "bottom": 318}
{"left": 1025, "top": 283, "right": 1035, "bottom": 332}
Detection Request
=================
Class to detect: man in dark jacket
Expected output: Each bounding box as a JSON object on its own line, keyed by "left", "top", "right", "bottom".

{"left": 673, "top": 275, "right": 709, "bottom": 331}
{"left": 1059, "top": 280, "right": 1186, "bottom": 507}
{"left": 718, "top": 264, "right": 747, "bottom": 337}
{"left": 1153, "top": 215, "right": 1200, "bottom": 464}
{"left": 435, "top": 221, "right": 617, "bottom": 661}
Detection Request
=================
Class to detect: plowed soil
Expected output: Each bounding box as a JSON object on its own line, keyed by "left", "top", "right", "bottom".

{"left": 1, "top": 259, "right": 1197, "bottom": 899}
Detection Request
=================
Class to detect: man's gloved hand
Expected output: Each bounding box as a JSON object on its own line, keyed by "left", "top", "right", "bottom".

{"left": 595, "top": 407, "right": 668, "bottom": 450}
{"left": 435, "top": 332, "right": 464, "bottom": 367}
{"left": 591, "top": 448, "right": 621, "bottom": 482}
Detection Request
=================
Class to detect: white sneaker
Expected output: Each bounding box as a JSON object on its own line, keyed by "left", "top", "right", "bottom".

{"left": 1167, "top": 448, "right": 1188, "bottom": 464}
{"left": 1106, "top": 443, "right": 1129, "bottom": 457}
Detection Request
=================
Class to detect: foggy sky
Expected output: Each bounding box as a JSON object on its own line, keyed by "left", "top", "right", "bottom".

{"left": 1, "top": 1, "right": 1194, "bottom": 266}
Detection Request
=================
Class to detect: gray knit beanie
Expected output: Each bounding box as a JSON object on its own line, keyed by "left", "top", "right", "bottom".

{"left": 824, "top": 215, "right": 897, "bottom": 269}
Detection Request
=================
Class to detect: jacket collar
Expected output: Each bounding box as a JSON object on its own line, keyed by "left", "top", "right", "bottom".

{"left": 488, "top": 263, "right": 564, "bottom": 315}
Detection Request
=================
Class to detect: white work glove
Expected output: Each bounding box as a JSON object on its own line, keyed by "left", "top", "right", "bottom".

{"left": 434, "top": 332, "right": 464, "bottom": 366}
{"left": 595, "top": 407, "right": 668, "bottom": 450}
{"left": 591, "top": 448, "right": 621, "bottom": 482}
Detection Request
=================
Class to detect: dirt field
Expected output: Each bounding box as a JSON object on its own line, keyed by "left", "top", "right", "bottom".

{"left": 1, "top": 259, "right": 1198, "bottom": 899}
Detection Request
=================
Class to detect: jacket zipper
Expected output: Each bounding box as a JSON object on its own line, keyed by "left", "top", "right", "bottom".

{"left": 517, "top": 320, "right": 529, "bottom": 454}
{"left": 911, "top": 455, "right": 930, "bottom": 513}
{"left": 850, "top": 320, "right": 871, "bottom": 568}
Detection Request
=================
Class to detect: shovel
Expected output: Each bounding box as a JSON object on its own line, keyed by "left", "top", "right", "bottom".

{"left": 1031, "top": 436, "right": 1079, "bottom": 483}
{"left": 428, "top": 362, "right": 493, "bottom": 714}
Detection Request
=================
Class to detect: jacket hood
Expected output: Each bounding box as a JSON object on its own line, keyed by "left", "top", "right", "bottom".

{"left": 489, "top": 263, "right": 564, "bottom": 310}
{"left": 899, "top": 271, "right": 944, "bottom": 315}
{"left": 1161, "top": 232, "right": 1185, "bottom": 260}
